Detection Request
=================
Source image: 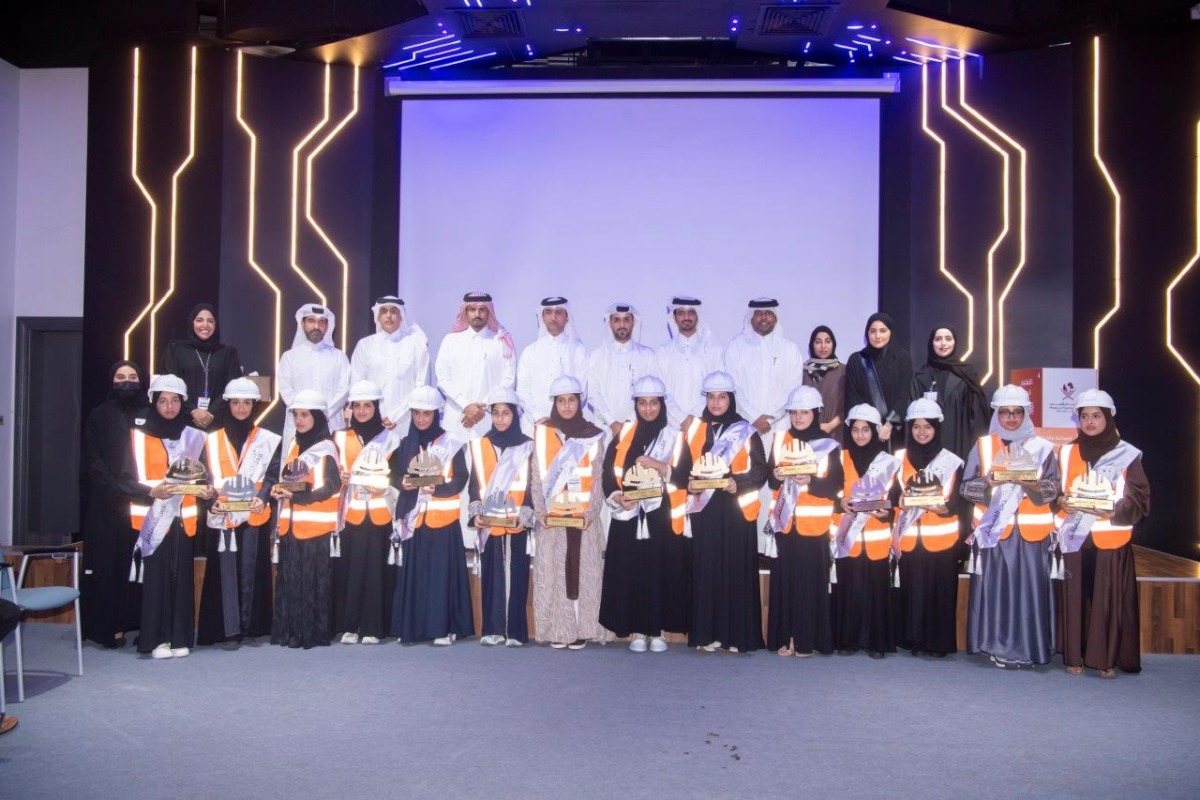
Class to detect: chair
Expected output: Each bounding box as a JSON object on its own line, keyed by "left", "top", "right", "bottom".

{"left": 1, "top": 543, "right": 83, "bottom": 703}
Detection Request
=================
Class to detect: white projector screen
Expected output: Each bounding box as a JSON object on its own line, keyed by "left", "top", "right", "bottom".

{"left": 399, "top": 96, "right": 879, "bottom": 362}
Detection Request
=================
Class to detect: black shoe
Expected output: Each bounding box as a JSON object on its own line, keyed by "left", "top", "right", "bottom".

{"left": 868, "top": 650, "right": 886, "bottom": 660}
{"left": 837, "top": 648, "right": 858, "bottom": 656}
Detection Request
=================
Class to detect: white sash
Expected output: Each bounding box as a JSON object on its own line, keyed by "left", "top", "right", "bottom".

{"left": 890, "top": 449, "right": 964, "bottom": 554}
{"left": 1055, "top": 441, "right": 1141, "bottom": 554}
{"left": 394, "top": 432, "right": 464, "bottom": 542}
{"left": 766, "top": 438, "right": 840, "bottom": 535}
{"left": 134, "top": 428, "right": 206, "bottom": 561}
{"left": 832, "top": 451, "right": 901, "bottom": 559}
{"left": 208, "top": 428, "right": 282, "bottom": 528}
{"left": 542, "top": 431, "right": 604, "bottom": 507}
{"left": 685, "top": 421, "right": 755, "bottom": 516}
{"left": 974, "top": 435, "right": 1053, "bottom": 549}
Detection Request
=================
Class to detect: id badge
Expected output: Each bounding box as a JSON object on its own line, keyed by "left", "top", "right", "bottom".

{"left": 198, "top": 395, "right": 211, "bottom": 411}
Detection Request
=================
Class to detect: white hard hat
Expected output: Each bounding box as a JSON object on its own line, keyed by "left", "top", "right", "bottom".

{"left": 990, "top": 384, "right": 1032, "bottom": 410}
{"left": 631, "top": 375, "right": 666, "bottom": 398}
{"left": 290, "top": 389, "right": 325, "bottom": 411}
{"left": 905, "top": 397, "right": 944, "bottom": 422}
{"left": 148, "top": 374, "right": 188, "bottom": 401}
{"left": 407, "top": 385, "right": 444, "bottom": 411}
{"left": 1074, "top": 388, "right": 1116, "bottom": 415}
{"left": 784, "top": 385, "right": 823, "bottom": 411}
{"left": 700, "top": 371, "right": 736, "bottom": 394}
{"left": 222, "top": 377, "right": 261, "bottom": 401}
{"left": 846, "top": 403, "right": 882, "bottom": 427}
{"left": 548, "top": 374, "right": 584, "bottom": 398}
{"left": 348, "top": 380, "right": 383, "bottom": 403}
{"left": 486, "top": 387, "right": 521, "bottom": 408}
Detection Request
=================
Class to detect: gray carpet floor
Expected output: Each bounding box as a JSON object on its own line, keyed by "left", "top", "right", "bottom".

{"left": 2, "top": 624, "right": 1198, "bottom": 799}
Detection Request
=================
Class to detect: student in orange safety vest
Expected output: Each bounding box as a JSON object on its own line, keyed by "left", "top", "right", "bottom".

{"left": 894, "top": 398, "right": 964, "bottom": 658}
{"left": 467, "top": 387, "right": 536, "bottom": 646}
{"left": 764, "top": 385, "right": 842, "bottom": 658}
{"left": 685, "top": 371, "right": 767, "bottom": 655}
{"left": 1055, "top": 389, "right": 1149, "bottom": 678}
{"left": 131, "top": 374, "right": 212, "bottom": 660}
{"left": 333, "top": 380, "right": 400, "bottom": 646}
{"left": 959, "top": 384, "right": 1059, "bottom": 669}
{"left": 390, "top": 385, "right": 473, "bottom": 646}
{"left": 599, "top": 375, "right": 692, "bottom": 654}
{"left": 196, "top": 376, "right": 281, "bottom": 646}
{"left": 270, "top": 389, "right": 341, "bottom": 650}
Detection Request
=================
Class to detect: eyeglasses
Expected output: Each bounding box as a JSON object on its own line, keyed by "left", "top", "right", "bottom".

{"left": 998, "top": 408, "right": 1026, "bottom": 418}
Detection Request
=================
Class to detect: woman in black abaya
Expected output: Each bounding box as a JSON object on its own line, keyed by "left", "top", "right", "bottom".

{"left": 159, "top": 303, "right": 242, "bottom": 430}
{"left": 845, "top": 312, "right": 912, "bottom": 452}
{"left": 911, "top": 325, "right": 989, "bottom": 461}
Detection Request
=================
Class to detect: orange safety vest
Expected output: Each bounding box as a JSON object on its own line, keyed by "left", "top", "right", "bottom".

{"left": 468, "top": 437, "right": 529, "bottom": 536}
{"left": 129, "top": 429, "right": 198, "bottom": 536}
{"left": 411, "top": 436, "right": 462, "bottom": 530}
{"left": 1056, "top": 443, "right": 1133, "bottom": 550}
{"left": 277, "top": 442, "right": 341, "bottom": 539}
{"left": 684, "top": 418, "right": 761, "bottom": 522}
{"left": 335, "top": 431, "right": 393, "bottom": 526}
{"left": 205, "top": 428, "right": 272, "bottom": 528}
{"left": 971, "top": 434, "right": 1056, "bottom": 543}
{"left": 832, "top": 450, "right": 893, "bottom": 560}
{"left": 769, "top": 430, "right": 835, "bottom": 537}
{"left": 613, "top": 421, "right": 688, "bottom": 535}
{"left": 896, "top": 449, "right": 959, "bottom": 552}
{"left": 536, "top": 424, "right": 598, "bottom": 511}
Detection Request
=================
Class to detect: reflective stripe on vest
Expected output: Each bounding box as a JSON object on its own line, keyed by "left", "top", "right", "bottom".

{"left": 335, "top": 431, "right": 392, "bottom": 526}
{"left": 414, "top": 443, "right": 462, "bottom": 530}
{"left": 899, "top": 454, "right": 959, "bottom": 552}
{"left": 206, "top": 429, "right": 271, "bottom": 528}
{"left": 1056, "top": 443, "right": 1132, "bottom": 549}
{"left": 770, "top": 431, "right": 834, "bottom": 536}
{"left": 277, "top": 442, "right": 339, "bottom": 539}
{"left": 130, "top": 429, "right": 198, "bottom": 536}
{"left": 469, "top": 437, "right": 528, "bottom": 535}
{"left": 972, "top": 434, "right": 1056, "bottom": 542}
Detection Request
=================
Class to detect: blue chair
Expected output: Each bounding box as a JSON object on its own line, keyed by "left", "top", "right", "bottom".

{"left": 1, "top": 544, "right": 83, "bottom": 703}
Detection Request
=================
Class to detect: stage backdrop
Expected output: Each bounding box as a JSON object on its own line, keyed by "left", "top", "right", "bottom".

{"left": 397, "top": 96, "right": 880, "bottom": 352}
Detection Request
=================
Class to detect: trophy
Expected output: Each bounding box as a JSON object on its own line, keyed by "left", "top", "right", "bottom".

{"left": 278, "top": 459, "right": 311, "bottom": 493}
{"left": 622, "top": 463, "right": 664, "bottom": 501}
{"left": 1066, "top": 470, "right": 1117, "bottom": 512}
{"left": 991, "top": 443, "right": 1039, "bottom": 482}
{"left": 350, "top": 448, "right": 392, "bottom": 491}
{"left": 213, "top": 474, "right": 257, "bottom": 512}
{"left": 547, "top": 489, "right": 586, "bottom": 528}
{"left": 689, "top": 452, "right": 731, "bottom": 492}
{"left": 406, "top": 447, "right": 446, "bottom": 488}
{"left": 164, "top": 458, "right": 210, "bottom": 496}
{"left": 777, "top": 440, "right": 819, "bottom": 476}
{"left": 900, "top": 469, "right": 945, "bottom": 509}
{"left": 847, "top": 471, "right": 890, "bottom": 513}
{"left": 479, "top": 489, "right": 521, "bottom": 528}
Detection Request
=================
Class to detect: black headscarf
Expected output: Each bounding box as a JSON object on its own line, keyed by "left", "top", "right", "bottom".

{"left": 803, "top": 325, "right": 842, "bottom": 383}
{"left": 905, "top": 417, "right": 943, "bottom": 470}
{"left": 624, "top": 398, "right": 668, "bottom": 471}
{"left": 1073, "top": 408, "right": 1121, "bottom": 465}
{"left": 788, "top": 408, "right": 826, "bottom": 443}
{"left": 485, "top": 403, "right": 530, "bottom": 449}
{"left": 924, "top": 324, "right": 987, "bottom": 398}
{"left": 186, "top": 302, "right": 221, "bottom": 353}
{"left": 547, "top": 395, "right": 604, "bottom": 440}
{"left": 349, "top": 400, "right": 385, "bottom": 444}
{"left": 143, "top": 391, "right": 189, "bottom": 440}
{"left": 396, "top": 410, "right": 446, "bottom": 517}
{"left": 701, "top": 392, "right": 744, "bottom": 433}
{"left": 847, "top": 419, "right": 886, "bottom": 476}
{"left": 222, "top": 409, "right": 256, "bottom": 454}
{"left": 294, "top": 409, "right": 331, "bottom": 454}
{"left": 862, "top": 312, "right": 897, "bottom": 361}
{"left": 107, "top": 359, "right": 146, "bottom": 415}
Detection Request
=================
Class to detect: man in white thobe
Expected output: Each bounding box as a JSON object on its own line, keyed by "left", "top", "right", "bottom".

{"left": 349, "top": 295, "right": 430, "bottom": 432}
{"left": 722, "top": 297, "right": 803, "bottom": 436}
{"left": 586, "top": 302, "right": 658, "bottom": 438}
{"left": 277, "top": 303, "right": 351, "bottom": 450}
{"left": 516, "top": 296, "right": 589, "bottom": 436}
{"left": 656, "top": 295, "right": 724, "bottom": 431}
{"left": 434, "top": 291, "right": 516, "bottom": 441}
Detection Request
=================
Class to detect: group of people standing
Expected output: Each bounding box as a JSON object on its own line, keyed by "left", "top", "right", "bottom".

{"left": 79, "top": 294, "right": 1149, "bottom": 679}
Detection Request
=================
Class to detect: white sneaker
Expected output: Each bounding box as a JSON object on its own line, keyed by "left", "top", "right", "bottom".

{"left": 341, "top": 632, "right": 359, "bottom": 644}
{"left": 649, "top": 637, "right": 668, "bottom": 653}
{"left": 360, "top": 636, "right": 380, "bottom": 645}
{"left": 151, "top": 644, "right": 173, "bottom": 660}
{"left": 628, "top": 634, "right": 648, "bottom": 653}
{"left": 481, "top": 634, "right": 504, "bottom": 646}
{"left": 170, "top": 647, "right": 190, "bottom": 658}
{"left": 432, "top": 636, "right": 453, "bottom": 646}
{"left": 698, "top": 641, "right": 721, "bottom": 653}
{"left": 504, "top": 638, "right": 523, "bottom": 648}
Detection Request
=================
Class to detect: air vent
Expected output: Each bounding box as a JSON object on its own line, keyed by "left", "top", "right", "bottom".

{"left": 757, "top": 4, "right": 839, "bottom": 36}
{"left": 455, "top": 10, "right": 525, "bottom": 38}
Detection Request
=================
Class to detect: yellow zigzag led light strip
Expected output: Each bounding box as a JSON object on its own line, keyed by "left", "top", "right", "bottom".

{"left": 290, "top": 64, "right": 332, "bottom": 306}
{"left": 235, "top": 52, "right": 284, "bottom": 424}
{"left": 940, "top": 62, "right": 1010, "bottom": 385}
{"left": 956, "top": 58, "right": 1027, "bottom": 385}
{"left": 919, "top": 63, "right": 976, "bottom": 362}
{"left": 122, "top": 47, "right": 199, "bottom": 369}
{"left": 1091, "top": 36, "right": 1122, "bottom": 373}
{"left": 305, "top": 65, "right": 360, "bottom": 352}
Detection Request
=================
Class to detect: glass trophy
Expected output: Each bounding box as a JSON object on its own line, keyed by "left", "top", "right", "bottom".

{"left": 164, "top": 458, "right": 210, "bottom": 496}
{"left": 992, "top": 443, "right": 1039, "bottom": 482}
{"left": 900, "top": 469, "right": 945, "bottom": 508}
{"left": 213, "top": 474, "right": 256, "bottom": 512}
{"left": 479, "top": 489, "right": 521, "bottom": 528}
{"left": 777, "top": 440, "right": 819, "bottom": 476}
{"left": 1067, "top": 470, "right": 1117, "bottom": 512}
{"left": 406, "top": 447, "right": 446, "bottom": 487}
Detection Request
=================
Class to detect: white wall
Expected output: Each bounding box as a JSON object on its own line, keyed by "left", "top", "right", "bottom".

{"left": 0, "top": 64, "right": 88, "bottom": 544}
